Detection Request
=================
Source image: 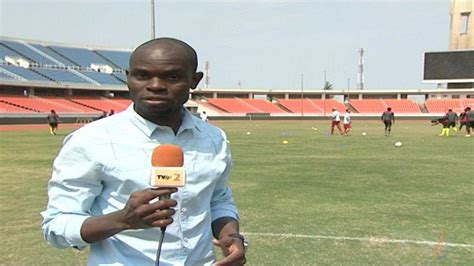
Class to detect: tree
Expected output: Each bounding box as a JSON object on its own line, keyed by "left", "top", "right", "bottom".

{"left": 323, "top": 81, "right": 334, "bottom": 99}
{"left": 323, "top": 81, "right": 333, "bottom": 91}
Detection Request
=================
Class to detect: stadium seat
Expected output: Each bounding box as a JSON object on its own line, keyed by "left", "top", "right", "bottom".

{"left": 0, "top": 95, "right": 99, "bottom": 113}
{"left": 425, "top": 99, "right": 465, "bottom": 113}
{"left": 68, "top": 97, "right": 130, "bottom": 112}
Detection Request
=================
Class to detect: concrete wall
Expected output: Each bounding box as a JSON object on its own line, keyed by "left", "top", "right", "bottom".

{"left": 450, "top": 0, "right": 474, "bottom": 49}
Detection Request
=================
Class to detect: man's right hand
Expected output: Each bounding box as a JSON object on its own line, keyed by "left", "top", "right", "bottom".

{"left": 80, "top": 187, "right": 177, "bottom": 244}
{"left": 120, "top": 188, "right": 178, "bottom": 229}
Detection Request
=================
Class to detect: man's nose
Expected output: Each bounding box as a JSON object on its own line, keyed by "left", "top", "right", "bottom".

{"left": 147, "top": 77, "right": 166, "bottom": 90}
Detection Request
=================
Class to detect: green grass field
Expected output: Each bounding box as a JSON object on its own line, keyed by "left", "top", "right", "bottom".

{"left": 1, "top": 120, "right": 473, "bottom": 265}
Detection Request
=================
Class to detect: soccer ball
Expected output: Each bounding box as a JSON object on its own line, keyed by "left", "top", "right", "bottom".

{"left": 362, "top": 132, "right": 367, "bottom": 136}
{"left": 282, "top": 140, "right": 289, "bottom": 144}
{"left": 246, "top": 131, "right": 251, "bottom": 135}
{"left": 394, "top": 141, "right": 402, "bottom": 147}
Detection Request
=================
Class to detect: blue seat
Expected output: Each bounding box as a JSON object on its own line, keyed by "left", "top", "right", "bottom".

{"left": 0, "top": 65, "right": 52, "bottom": 82}
{"left": 1, "top": 40, "right": 57, "bottom": 65}
{"left": 95, "top": 50, "right": 131, "bottom": 69}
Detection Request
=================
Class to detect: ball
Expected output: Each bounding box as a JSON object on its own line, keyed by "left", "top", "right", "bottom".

{"left": 246, "top": 131, "right": 251, "bottom": 135}
{"left": 282, "top": 140, "right": 288, "bottom": 144}
{"left": 362, "top": 132, "right": 367, "bottom": 136}
{"left": 394, "top": 141, "right": 402, "bottom": 147}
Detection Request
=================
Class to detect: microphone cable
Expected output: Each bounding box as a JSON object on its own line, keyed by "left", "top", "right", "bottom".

{"left": 155, "top": 227, "right": 166, "bottom": 266}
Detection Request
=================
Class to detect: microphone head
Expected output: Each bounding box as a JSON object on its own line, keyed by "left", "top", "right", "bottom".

{"left": 151, "top": 144, "right": 184, "bottom": 167}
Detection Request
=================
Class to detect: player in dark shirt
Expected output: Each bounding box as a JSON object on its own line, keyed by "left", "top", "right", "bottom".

{"left": 445, "top": 109, "right": 458, "bottom": 133}
{"left": 431, "top": 116, "right": 450, "bottom": 137}
{"left": 465, "top": 107, "right": 474, "bottom": 137}
{"left": 458, "top": 108, "right": 468, "bottom": 133}
{"left": 46, "top": 109, "right": 60, "bottom": 135}
{"left": 381, "top": 107, "right": 395, "bottom": 136}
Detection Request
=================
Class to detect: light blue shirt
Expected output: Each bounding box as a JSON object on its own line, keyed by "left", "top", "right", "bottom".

{"left": 41, "top": 105, "right": 239, "bottom": 265}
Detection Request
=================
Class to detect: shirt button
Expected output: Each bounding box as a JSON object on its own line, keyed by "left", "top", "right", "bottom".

{"left": 183, "top": 237, "right": 189, "bottom": 242}
{"left": 181, "top": 207, "right": 187, "bottom": 213}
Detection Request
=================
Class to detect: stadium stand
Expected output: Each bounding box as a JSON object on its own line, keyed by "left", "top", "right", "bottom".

{"left": 350, "top": 99, "right": 421, "bottom": 113}
{"left": 277, "top": 99, "right": 324, "bottom": 113}
{"left": 95, "top": 50, "right": 131, "bottom": 69}
{"left": 311, "top": 99, "right": 347, "bottom": 113}
{"left": 32, "top": 67, "right": 91, "bottom": 84}
{"left": 28, "top": 43, "right": 75, "bottom": 66}
{"left": 425, "top": 99, "right": 468, "bottom": 113}
{"left": 78, "top": 70, "right": 125, "bottom": 85}
{"left": 67, "top": 97, "right": 130, "bottom": 112}
{"left": 0, "top": 100, "right": 38, "bottom": 113}
{"left": 0, "top": 43, "right": 27, "bottom": 63}
{"left": 48, "top": 45, "right": 111, "bottom": 68}
{"left": 0, "top": 95, "right": 99, "bottom": 113}
{"left": 0, "top": 71, "right": 15, "bottom": 80}
{"left": 1, "top": 40, "right": 57, "bottom": 65}
{"left": 207, "top": 98, "right": 262, "bottom": 113}
{"left": 349, "top": 99, "right": 386, "bottom": 113}
{"left": 0, "top": 64, "right": 52, "bottom": 82}
{"left": 113, "top": 72, "right": 127, "bottom": 83}
{"left": 240, "top": 99, "right": 288, "bottom": 113}
{"left": 2, "top": 37, "right": 474, "bottom": 122}
{"left": 462, "top": 99, "right": 474, "bottom": 108}
{"left": 383, "top": 99, "right": 421, "bottom": 113}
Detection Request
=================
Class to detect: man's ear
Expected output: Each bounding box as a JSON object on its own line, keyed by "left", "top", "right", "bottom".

{"left": 191, "top": 72, "right": 204, "bottom": 90}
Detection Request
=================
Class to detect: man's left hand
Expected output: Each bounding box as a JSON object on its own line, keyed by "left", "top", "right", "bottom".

{"left": 212, "top": 236, "right": 246, "bottom": 266}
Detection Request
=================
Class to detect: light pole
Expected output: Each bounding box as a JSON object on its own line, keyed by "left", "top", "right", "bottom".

{"left": 323, "top": 70, "right": 327, "bottom": 118}
{"left": 300, "top": 74, "right": 304, "bottom": 117}
{"left": 150, "top": 0, "right": 156, "bottom": 39}
{"left": 347, "top": 78, "right": 350, "bottom": 103}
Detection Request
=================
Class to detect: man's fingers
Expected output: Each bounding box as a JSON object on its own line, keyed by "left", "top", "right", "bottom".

{"left": 131, "top": 188, "right": 177, "bottom": 204}
{"left": 213, "top": 252, "right": 245, "bottom": 266}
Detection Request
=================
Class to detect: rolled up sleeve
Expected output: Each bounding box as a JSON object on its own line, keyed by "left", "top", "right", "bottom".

{"left": 210, "top": 131, "right": 239, "bottom": 222}
{"left": 41, "top": 133, "right": 103, "bottom": 249}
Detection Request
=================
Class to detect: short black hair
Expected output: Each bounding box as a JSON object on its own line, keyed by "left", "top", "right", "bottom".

{"left": 129, "top": 37, "right": 198, "bottom": 72}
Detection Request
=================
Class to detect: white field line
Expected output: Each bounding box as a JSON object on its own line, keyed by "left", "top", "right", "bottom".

{"left": 242, "top": 232, "right": 474, "bottom": 248}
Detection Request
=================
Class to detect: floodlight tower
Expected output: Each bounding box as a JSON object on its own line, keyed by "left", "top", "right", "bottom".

{"left": 204, "top": 61, "right": 210, "bottom": 89}
{"left": 357, "top": 48, "right": 365, "bottom": 90}
{"left": 151, "top": 0, "right": 156, "bottom": 39}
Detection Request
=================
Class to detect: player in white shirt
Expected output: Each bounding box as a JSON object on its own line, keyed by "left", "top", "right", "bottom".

{"left": 200, "top": 111, "right": 209, "bottom": 122}
{"left": 330, "top": 107, "right": 343, "bottom": 135}
{"left": 343, "top": 109, "right": 352, "bottom": 135}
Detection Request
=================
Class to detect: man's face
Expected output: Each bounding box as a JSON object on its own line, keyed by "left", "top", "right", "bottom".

{"left": 127, "top": 44, "right": 202, "bottom": 122}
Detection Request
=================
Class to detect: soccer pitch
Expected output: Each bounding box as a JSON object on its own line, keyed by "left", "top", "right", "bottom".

{"left": 0, "top": 120, "right": 473, "bottom": 265}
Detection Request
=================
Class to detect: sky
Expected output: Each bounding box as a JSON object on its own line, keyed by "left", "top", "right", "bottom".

{"left": 0, "top": 0, "right": 450, "bottom": 90}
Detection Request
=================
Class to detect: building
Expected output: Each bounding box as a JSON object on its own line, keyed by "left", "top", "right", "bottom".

{"left": 449, "top": 0, "right": 474, "bottom": 50}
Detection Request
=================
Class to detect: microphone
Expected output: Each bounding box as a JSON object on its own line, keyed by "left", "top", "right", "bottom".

{"left": 150, "top": 144, "right": 186, "bottom": 200}
{"left": 150, "top": 145, "right": 186, "bottom": 266}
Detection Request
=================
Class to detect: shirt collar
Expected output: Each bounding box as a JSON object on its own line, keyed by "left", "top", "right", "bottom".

{"left": 126, "top": 104, "right": 200, "bottom": 137}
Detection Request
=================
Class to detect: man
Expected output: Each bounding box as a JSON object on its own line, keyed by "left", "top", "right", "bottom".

{"left": 330, "top": 107, "right": 343, "bottom": 135}
{"left": 465, "top": 106, "right": 474, "bottom": 137}
{"left": 445, "top": 109, "right": 458, "bottom": 133}
{"left": 431, "top": 116, "right": 450, "bottom": 137}
{"left": 458, "top": 107, "right": 468, "bottom": 133}
{"left": 96, "top": 111, "right": 108, "bottom": 120}
{"left": 343, "top": 109, "right": 352, "bottom": 135}
{"left": 46, "top": 109, "right": 60, "bottom": 135}
{"left": 41, "top": 38, "right": 246, "bottom": 265}
{"left": 381, "top": 107, "right": 395, "bottom": 136}
{"left": 200, "top": 110, "right": 209, "bottom": 122}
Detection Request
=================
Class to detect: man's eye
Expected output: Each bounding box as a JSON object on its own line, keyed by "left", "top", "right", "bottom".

{"left": 168, "top": 74, "right": 181, "bottom": 81}
{"left": 135, "top": 72, "right": 148, "bottom": 79}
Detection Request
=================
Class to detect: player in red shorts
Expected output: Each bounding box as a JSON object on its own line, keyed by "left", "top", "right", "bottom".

{"left": 343, "top": 109, "right": 352, "bottom": 135}
{"left": 330, "top": 107, "right": 343, "bottom": 135}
